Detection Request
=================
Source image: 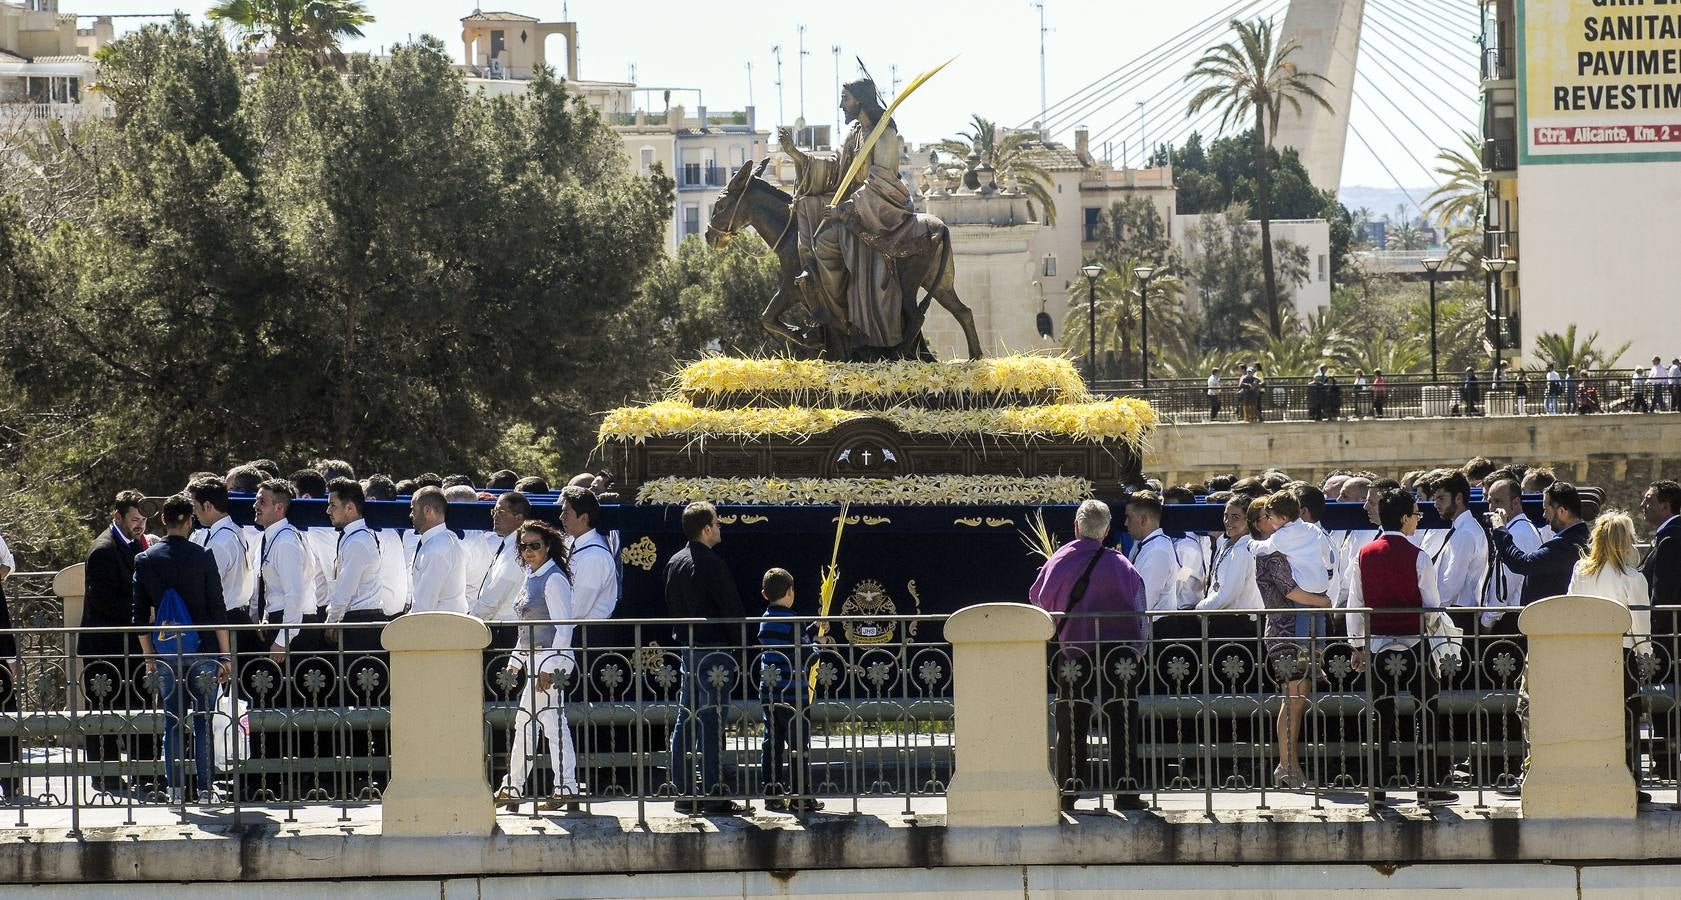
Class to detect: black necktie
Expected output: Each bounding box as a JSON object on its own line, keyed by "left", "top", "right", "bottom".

{"left": 479, "top": 538, "right": 505, "bottom": 597}
{"left": 256, "top": 532, "right": 269, "bottom": 620}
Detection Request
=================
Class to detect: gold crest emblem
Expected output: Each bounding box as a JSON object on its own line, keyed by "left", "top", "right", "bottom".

{"left": 620, "top": 536, "right": 659, "bottom": 572}
{"left": 841, "top": 579, "right": 897, "bottom": 644}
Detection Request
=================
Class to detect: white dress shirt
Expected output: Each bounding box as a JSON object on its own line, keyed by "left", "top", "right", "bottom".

{"left": 1309, "top": 522, "right": 1342, "bottom": 613}
{"left": 1172, "top": 534, "right": 1207, "bottom": 608}
{"left": 1345, "top": 531, "right": 1447, "bottom": 652}
{"left": 1482, "top": 514, "right": 1542, "bottom": 627}
{"left": 0, "top": 532, "right": 13, "bottom": 571}
{"left": 458, "top": 528, "right": 493, "bottom": 613}
{"left": 194, "top": 517, "right": 254, "bottom": 613}
{"left": 1434, "top": 509, "right": 1490, "bottom": 608}
{"left": 258, "top": 520, "right": 316, "bottom": 648}
{"left": 305, "top": 526, "right": 339, "bottom": 610}
{"left": 470, "top": 531, "right": 525, "bottom": 621}
{"left": 567, "top": 529, "right": 620, "bottom": 624}
{"left": 410, "top": 522, "right": 468, "bottom": 614}
{"left": 1337, "top": 529, "right": 1380, "bottom": 608}
{"left": 375, "top": 527, "right": 411, "bottom": 616}
{"left": 327, "top": 519, "right": 385, "bottom": 622}
{"left": 1197, "top": 534, "right": 1261, "bottom": 611}
{"left": 1129, "top": 528, "right": 1182, "bottom": 612}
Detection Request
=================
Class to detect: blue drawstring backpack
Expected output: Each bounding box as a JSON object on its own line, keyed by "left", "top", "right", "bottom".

{"left": 153, "top": 587, "right": 201, "bottom": 656}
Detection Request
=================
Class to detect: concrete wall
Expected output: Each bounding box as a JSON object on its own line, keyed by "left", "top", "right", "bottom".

{"left": 1515, "top": 161, "right": 1681, "bottom": 370}
{"left": 5, "top": 863, "right": 1680, "bottom": 898}
{"left": 1145, "top": 412, "right": 1681, "bottom": 518}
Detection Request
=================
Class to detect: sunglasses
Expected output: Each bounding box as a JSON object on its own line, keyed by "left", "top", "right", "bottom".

{"left": 518, "top": 541, "right": 545, "bottom": 552}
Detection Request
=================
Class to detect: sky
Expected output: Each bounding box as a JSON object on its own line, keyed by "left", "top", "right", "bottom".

{"left": 74, "top": 0, "right": 1481, "bottom": 197}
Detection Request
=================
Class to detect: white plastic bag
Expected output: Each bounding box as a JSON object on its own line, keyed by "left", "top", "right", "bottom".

{"left": 214, "top": 689, "right": 249, "bottom": 773}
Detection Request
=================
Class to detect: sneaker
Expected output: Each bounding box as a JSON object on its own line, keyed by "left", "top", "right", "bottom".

{"left": 1111, "top": 793, "right": 1149, "bottom": 810}
{"left": 788, "top": 799, "right": 824, "bottom": 814}
{"left": 494, "top": 786, "right": 522, "bottom": 811}
{"left": 765, "top": 798, "right": 791, "bottom": 813}
{"left": 1417, "top": 790, "right": 1459, "bottom": 806}
{"left": 1494, "top": 779, "right": 1523, "bottom": 797}
{"left": 538, "top": 790, "right": 581, "bottom": 812}
{"left": 700, "top": 799, "right": 750, "bottom": 816}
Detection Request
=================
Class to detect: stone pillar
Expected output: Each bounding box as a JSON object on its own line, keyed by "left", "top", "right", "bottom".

{"left": 381, "top": 612, "right": 494, "bottom": 836}
{"left": 945, "top": 602, "right": 1058, "bottom": 827}
{"left": 53, "top": 564, "right": 85, "bottom": 699}
{"left": 1518, "top": 594, "right": 1636, "bottom": 819}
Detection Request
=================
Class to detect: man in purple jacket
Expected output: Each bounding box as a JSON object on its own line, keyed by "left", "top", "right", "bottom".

{"left": 1030, "top": 499, "right": 1149, "bottom": 812}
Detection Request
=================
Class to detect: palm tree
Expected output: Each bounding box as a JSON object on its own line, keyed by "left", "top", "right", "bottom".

{"left": 1529, "top": 325, "right": 1633, "bottom": 373}
{"left": 934, "top": 115, "right": 1058, "bottom": 225}
{"left": 1186, "top": 17, "right": 1333, "bottom": 339}
{"left": 1339, "top": 333, "right": 1427, "bottom": 375}
{"left": 1386, "top": 220, "right": 1426, "bottom": 251}
{"left": 1423, "top": 132, "right": 1487, "bottom": 270}
{"left": 207, "top": 0, "right": 374, "bottom": 65}
{"left": 1061, "top": 264, "right": 1186, "bottom": 379}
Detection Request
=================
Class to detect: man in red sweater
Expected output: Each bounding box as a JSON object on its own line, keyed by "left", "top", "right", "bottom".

{"left": 1347, "top": 488, "right": 1458, "bottom": 806}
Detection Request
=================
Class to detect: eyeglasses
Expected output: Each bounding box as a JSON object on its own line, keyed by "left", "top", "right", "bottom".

{"left": 517, "top": 541, "right": 544, "bottom": 552}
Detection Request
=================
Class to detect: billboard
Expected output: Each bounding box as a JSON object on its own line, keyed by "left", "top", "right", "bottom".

{"left": 1519, "top": 0, "right": 1681, "bottom": 164}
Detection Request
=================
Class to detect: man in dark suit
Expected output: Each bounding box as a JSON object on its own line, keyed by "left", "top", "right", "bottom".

{"left": 1642, "top": 481, "right": 1681, "bottom": 632}
{"left": 1640, "top": 481, "right": 1681, "bottom": 778}
{"left": 80, "top": 490, "right": 152, "bottom": 794}
{"left": 1489, "top": 481, "right": 1593, "bottom": 606}
{"left": 663, "top": 501, "right": 748, "bottom": 816}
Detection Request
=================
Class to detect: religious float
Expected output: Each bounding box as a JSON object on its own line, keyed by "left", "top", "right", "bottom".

{"left": 598, "top": 355, "right": 1156, "bottom": 631}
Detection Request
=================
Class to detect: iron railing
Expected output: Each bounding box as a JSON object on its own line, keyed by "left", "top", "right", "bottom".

{"left": 0, "top": 601, "right": 1666, "bottom": 823}
{"left": 1092, "top": 374, "right": 1663, "bottom": 424}
{"left": 1049, "top": 607, "right": 1532, "bottom": 814}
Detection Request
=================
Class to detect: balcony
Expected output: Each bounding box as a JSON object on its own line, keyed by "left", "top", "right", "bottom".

{"left": 0, "top": 101, "right": 103, "bottom": 125}
{"left": 679, "top": 164, "right": 728, "bottom": 189}
{"left": 1482, "top": 138, "right": 1516, "bottom": 173}
{"left": 1482, "top": 47, "right": 1514, "bottom": 82}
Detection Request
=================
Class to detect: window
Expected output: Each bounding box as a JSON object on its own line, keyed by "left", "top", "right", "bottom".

{"left": 491, "top": 30, "right": 505, "bottom": 58}
{"left": 1042, "top": 255, "right": 1057, "bottom": 277}
{"left": 639, "top": 146, "right": 655, "bottom": 175}
{"left": 1317, "top": 254, "right": 1327, "bottom": 282}
{"left": 1083, "top": 207, "right": 1101, "bottom": 242}
{"left": 683, "top": 203, "right": 701, "bottom": 237}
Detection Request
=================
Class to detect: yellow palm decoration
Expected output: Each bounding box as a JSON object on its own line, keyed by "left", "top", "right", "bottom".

{"left": 831, "top": 56, "right": 958, "bottom": 205}
{"left": 810, "top": 500, "right": 850, "bottom": 692}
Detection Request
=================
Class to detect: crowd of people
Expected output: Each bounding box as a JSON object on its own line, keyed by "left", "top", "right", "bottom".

{"left": 6, "top": 453, "right": 1680, "bottom": 813}
{"left": 1200, "top": 357, "right": 1681, "bottom": 421}
{"left": 68, "top": 460, "right": 622, "bottom": 804}
{"left": 1029, "top": 461, "right": 1681, "bottom": 809}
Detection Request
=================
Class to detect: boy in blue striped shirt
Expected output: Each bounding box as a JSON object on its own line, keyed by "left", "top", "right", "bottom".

{"left": 757, "top": 568, "right": 823, "bottom": 813}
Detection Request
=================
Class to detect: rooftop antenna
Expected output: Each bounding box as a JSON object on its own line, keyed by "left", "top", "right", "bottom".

{"left": 628, "top": 63, "right": 637, "bottom": 82}
{"left": 1033, "top": 0, "right": 1050, "bottom": 139}
{"left": 746, "top": 60, "right": 754, "bottom": 109}
{"left": 771, "top": 45, "right": 784, "bottom": 127}
{"left": 890, "top": 64, "right": 900, "bottom": 97}
{"left": 798, "top": 25, "right": 809, "bottom": 123}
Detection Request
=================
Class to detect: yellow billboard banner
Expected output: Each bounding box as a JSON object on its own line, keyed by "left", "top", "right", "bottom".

{"left": 1521, "top": 0, "right": 1681, "bottom": 163}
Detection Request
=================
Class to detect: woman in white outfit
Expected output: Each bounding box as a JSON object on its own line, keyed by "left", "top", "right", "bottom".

{"left": 1567, "top": 511, "right": 1654, "bottom": 796}
{"left": 495, "top": 521, "right": 581, "bottom": 812}
{"left": 1567, "top": 511, "right": 1653, "bottom": 655}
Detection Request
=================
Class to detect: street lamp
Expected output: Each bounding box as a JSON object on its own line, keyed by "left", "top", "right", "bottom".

{"left": 1484, "top": 257, "right": 1510, "bottom": 371}
{"left": 1081, "top": 264, "right": 1103, "bottom": 385}
{"left": 1032, "top": 280, "right": 1053, "bottom": 339}
{"left": 1132, "top": 264, "right": 1156, "bottom": 388}
{"left": 1421, "top": 257, "right": 1444, "bottom": 380}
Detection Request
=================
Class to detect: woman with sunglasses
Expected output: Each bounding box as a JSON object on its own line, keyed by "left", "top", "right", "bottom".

{"left": 494, "top": 521, "right": 581, "bottom": 812}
